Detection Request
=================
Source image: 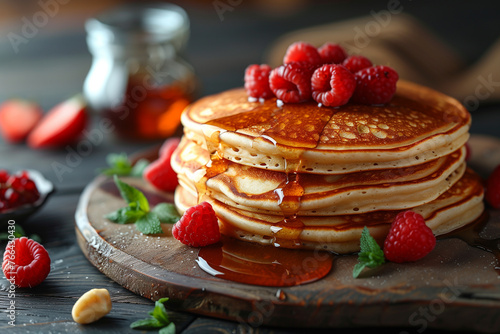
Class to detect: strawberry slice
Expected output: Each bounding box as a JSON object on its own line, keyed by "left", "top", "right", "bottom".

{"left": 0, "top": 100, "right": 43, "bottom": 143}
{"left": 144, "top": 137, "right": 181, "bottom": 192}
{"left": 27, "top": 95, "right": 87, "bottom": 148}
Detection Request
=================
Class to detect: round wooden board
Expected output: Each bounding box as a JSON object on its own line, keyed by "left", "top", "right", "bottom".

{"left": 75, "top": 135, "right": 500, "bottom": 332}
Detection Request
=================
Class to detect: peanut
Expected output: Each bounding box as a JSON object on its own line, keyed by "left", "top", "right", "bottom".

{"left": 72, "top": 288, "right": 112, "bottom": 324}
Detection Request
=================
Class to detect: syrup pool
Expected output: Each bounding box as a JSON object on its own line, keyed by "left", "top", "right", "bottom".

{"left": 197, "top": 236, "right": 334, "bottom": 287}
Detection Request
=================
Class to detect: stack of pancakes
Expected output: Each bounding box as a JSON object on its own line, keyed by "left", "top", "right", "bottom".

{"left": 171, "top": 81, "right": 484, "bottom": 253}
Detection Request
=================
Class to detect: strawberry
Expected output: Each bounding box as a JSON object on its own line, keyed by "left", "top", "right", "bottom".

{"left": 485, "top": 164, "right": 500, "bottom": 209}
{"left": 383, "top": 211, "right": 436, "bottom": 263}
{"left": 144, "top": 137, "right": 181, "bottom": 192}
{"left": 2, "top": 237, "right": 51, "bottom": 288}
{"left": 0, "top": 99, "right": 43, "bottom": 143}
{"left": 27, "top": 95, "right": 87, "bottom": 148}
{"left": 172, "top": 201, "right": 220, "bottom": 247}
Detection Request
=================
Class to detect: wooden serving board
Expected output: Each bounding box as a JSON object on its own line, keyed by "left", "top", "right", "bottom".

{"left": 75, "top": 135, "right": 500, "bottom": 332}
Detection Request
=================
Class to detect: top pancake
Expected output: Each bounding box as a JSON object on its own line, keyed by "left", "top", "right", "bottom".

{"left": 181, "top": 81, "right": 470, "bottom": 174}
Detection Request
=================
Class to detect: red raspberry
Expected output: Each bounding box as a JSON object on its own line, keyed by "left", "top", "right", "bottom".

{"left": 172, "top": 201, "right": 220, "bottom": 247}
{"left": 269, "top": 62, "right": 316, "bottom": 103}
{"left": 352, "top": 65, "right": 399, "bottom": 105}
{"left": 283, "top": 42, "right": 322, "bottom": 66}
{"left": 244, "top": 64, "right": 274, "bottom": 99}
{"left": 486, "top": 164, "right": 500, "bottom": 209}
{"left": 342, "top": 55, "right": 373, "bottom": 73}
{"left": 383, "top": 211, "right": 436, "bottom": 263}
{"left": 317, "top": 43, "right": 347, "bottom": 64}
{"left": 311, "top": 64, "right": 356, "bottom": 107}
{"left": 143, "top": 137, "right": 180, "bottom": 192}
{"left": 2, "top": 237, "right": 51, "bottom": 288}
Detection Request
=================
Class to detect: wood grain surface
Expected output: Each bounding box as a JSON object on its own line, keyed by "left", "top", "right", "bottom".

{"left": 75, "top": 135, "right": 500, "bottom": 333}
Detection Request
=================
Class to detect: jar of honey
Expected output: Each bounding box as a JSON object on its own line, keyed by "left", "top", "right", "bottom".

{"left": 84, "top": 3, "right": 196, "bottom": 140}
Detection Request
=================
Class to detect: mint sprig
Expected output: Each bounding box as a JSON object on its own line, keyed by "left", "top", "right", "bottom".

{"left": 98, "top": 152, "right": 149, "bottom": 177}
{"left": 353, "top": 226, "right": 385, "bottom": 278}
{"left": 105, "top": 176, "right": 180, "bottom": 234}
{"left": 130, "top": 297, "right": 175, "bottom": 333}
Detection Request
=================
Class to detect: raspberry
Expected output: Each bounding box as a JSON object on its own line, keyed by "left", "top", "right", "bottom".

{"left": 311, "top": 64, "right": 356, "bottom": 107}
{"left": 351, "top": 65, "right": 399, "bottom": 105}
{"left": 172, "top": 201, "right": 220, "bottom": 247}
{"left": 383, "top": 211, "right": 436, "bottom": 263}
{"left": 342, "top": 55, "right": 373, "bottom": 73}
{"left": 317, "top": 43, "right": 347, "bottom": 64}
{"left": 269, "top": 62, "right": 316, "bottom": 103}
{"left": 2, "top": 237, "right": 51, "bottom": 287}
{"left": 283, "top": 42, "right": 322, "bottom": 66}
{"left": 244, "top": 64, "right": 274, "bottom": 99}
{"left": 485, "top": 164, "right": 500, "bottom": 209}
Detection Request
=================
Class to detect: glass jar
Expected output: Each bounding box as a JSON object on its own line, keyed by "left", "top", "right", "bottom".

{"left": 84, "top": 3, "right": 197, "bottom": 140}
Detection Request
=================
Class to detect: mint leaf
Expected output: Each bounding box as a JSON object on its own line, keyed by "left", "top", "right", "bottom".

{"left": 106, "top": 177, "right": 167, "bottom": 235}
{"left": 152, "top": 203, "right": 181, "bottom": 224}
{"left": 131, "top": 159, "right": 149, "bottom": 177}
{"left": 353, "top": 226, "right": 385, "bottom": 278}
{"left": 114, "top": 175, "right": 149, "bottom": 212}
{"left": 106, "top": 207, "right": 146, "bottom": 224}
{"left": 136, "top": 212, "right": 163, "bottom": 234}
{"left": 99, "top": 153, "right": 132, "bottom": 176}
{"left": 159, "top": 323, "right": 176, "bottom": 334}
{"left": 149, "top": 298, "right": 170, "bottom": 325}
{"left": 130, "top": 297, "right": 174, "bottom": 332}
{"left": 98, "top": 153, "right": 149, "bottom": 177}
{"left": 352, "top": 263, "right": 366, "bottom": 279}
{"left": 130, "top": 318, "right": 165, "bottom": 329}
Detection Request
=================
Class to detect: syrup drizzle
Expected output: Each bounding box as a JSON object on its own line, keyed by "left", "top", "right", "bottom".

{"left": 194, "top": 102, "right": 339, "bottom": 285}
{"left": 197, "top": 236, "right": 333, "bottom": 287}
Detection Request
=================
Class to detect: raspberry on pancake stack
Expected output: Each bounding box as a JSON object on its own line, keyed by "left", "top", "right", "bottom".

{"left": 171, "top": 42, "right": 484, "bottom": 253}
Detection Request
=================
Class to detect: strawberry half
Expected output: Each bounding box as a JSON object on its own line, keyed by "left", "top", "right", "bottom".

{"left": 27, "top": 95, "right": 87, "bottom": 149}
{"left": 0, "top": 100, "right": 43, "bottom": 143}
{"left": 144, "top": 137, "right": 181, "bottom": 192}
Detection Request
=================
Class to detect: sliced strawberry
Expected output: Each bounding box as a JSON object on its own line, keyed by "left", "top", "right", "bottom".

{"left": 144, "top": 137, "right": 181, "bottom": 192}
{"left": 27, "top": 95, "right": 87, "bottom": 149}
{"left": 159, "top": 137, "right": 181, "bottom": 158}
{"left": 0, "top": 100, "right": 43, "bottom": 143}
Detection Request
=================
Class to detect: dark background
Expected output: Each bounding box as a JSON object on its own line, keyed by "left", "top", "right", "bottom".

{"left": 1, "top": 0, "right": 499, "bottom": 136}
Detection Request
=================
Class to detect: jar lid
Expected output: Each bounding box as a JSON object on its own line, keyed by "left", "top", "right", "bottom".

{"left": 86, "top": 3, "right": 189, "bottom": 52}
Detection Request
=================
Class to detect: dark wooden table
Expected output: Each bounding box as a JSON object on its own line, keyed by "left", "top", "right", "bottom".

{"left": 1, "top": 1, "right": 500, "bottom": 333}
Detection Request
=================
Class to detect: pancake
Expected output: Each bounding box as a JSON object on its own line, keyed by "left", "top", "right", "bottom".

{"left": 175, "top": 168, "right": 484, "bottom": 253}
{"left": 181, "top": 81, "right": 470, "bottom": 174}
{"left": 173, "top": 136, "right": 467, "bottom": 215}
{"left": 172, "top": 80, "right": 484, "bottom": 253}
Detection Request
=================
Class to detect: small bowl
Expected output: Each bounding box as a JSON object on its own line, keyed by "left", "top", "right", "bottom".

{"left": 0, "top": 169, "right": 55, "bottom": 224}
